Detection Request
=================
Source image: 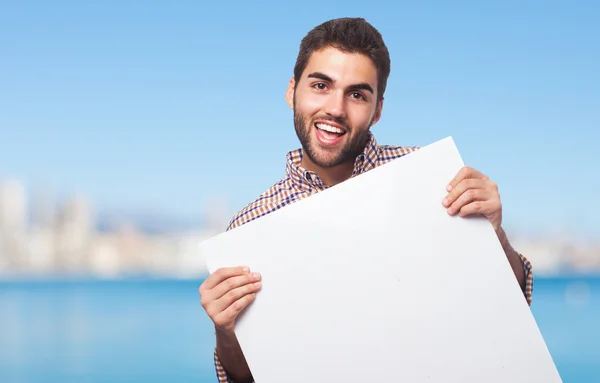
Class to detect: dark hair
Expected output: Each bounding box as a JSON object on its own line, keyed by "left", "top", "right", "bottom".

{"left": 293, "top": 17, "right": 391, "bottom": 102}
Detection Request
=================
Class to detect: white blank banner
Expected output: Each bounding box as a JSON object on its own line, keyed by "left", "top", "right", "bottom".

{"left": 201, "top": 137, "right": 562, "bottom": 383}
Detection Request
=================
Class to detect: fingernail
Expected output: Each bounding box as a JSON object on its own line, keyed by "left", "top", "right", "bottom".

{"left": 242, "top": 267, "right": 249, "bottom": 273}
{"left": 252, "top": 272, "right": 260, "bottom": 280}
{"left": 254, "top": 282, "right": 262, "bottom": 288}
{"left": 446, "top": 184, "right": 452, "bottom": 191}
{"left": 442, "top": 198, "right": 448, "bottom": 206}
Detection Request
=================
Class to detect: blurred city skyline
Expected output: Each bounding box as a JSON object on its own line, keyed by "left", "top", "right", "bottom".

{"left": 1, "top": 177, "right": 599, "bottom": 279}
{"left": 0, "top": 178, "right": 230, "bottom": 278}
{"left": 0, "top": 178, "right": 217, "bottom": 235}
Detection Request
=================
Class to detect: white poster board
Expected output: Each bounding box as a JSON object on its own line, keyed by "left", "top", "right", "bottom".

{"left": 201, "top": 137, "right": 562, "bottom": 383}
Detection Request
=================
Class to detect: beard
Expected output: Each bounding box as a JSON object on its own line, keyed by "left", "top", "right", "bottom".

{"left": 293, "top": 98, "right": 372, "bottom": 169}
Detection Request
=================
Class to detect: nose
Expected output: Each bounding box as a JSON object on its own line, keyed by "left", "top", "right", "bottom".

{"left": 324, "top": 90, "right": 346, "bottom": 118}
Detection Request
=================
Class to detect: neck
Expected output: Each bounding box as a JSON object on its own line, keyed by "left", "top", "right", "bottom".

{"left": 300, "top": 156, "right": 355, "bottom": 186}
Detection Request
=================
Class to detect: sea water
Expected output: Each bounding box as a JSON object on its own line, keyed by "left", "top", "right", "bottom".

{"left": 0, "top": 276, "right": 597, "bottom": 383}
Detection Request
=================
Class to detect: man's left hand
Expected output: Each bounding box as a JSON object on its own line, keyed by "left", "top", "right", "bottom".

{"left": 442, "top": 166, "right": 502, "bottom": 232}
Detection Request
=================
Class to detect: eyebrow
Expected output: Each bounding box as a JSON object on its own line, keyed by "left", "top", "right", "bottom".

{"left": 307, "top": 72, "right": 374, "bottom": 94}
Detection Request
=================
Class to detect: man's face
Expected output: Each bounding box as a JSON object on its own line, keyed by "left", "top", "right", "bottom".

{"left": 287, "top": 46, "right": 383, "bottom": 168}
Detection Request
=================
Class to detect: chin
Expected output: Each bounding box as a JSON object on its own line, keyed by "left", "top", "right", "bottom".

{"left": 306, "top": 146, "right": 346, "bottom": 168}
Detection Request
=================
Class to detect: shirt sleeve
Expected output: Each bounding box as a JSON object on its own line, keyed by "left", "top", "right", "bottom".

{"left": 520, "top": 253, "right": 534, "bottom": 306}
{"left": 214, "top": 348, "right": 247, "bottom": 383}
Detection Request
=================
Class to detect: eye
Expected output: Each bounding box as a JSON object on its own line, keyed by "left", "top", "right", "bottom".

{"left": 312, "top": 82, "right": 328, "bottom": 91}
{"left": 350, "top": 92, "right": 366, "bottom": 100}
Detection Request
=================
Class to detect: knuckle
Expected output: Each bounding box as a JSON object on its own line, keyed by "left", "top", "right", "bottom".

{"left": 200, "top": 296, "right": 208, "bottom": 307}
{"left": 465, "top": 189, "right": 475, "bottom": 200}
{"left": 199, "top": 293, "right": 211, "bottom": 308}
{"left": 233, "top": 299, "right": 245, "bottom": 312}
{"left": 450, "top": 186, "right": 462, "bottom": 200}
{"left": 216, "top": 267, "right": 233, "bottom": 279}
{"left": 225, "top": 288, "right": 238, "bottom": 302}
{"left": 449, "top": 189, "right": 459, "bottom": 200}
{"left": 213, "top": 268, "right": 224, "bottom": 278}
{"left": 205, "top": 306, "right": 217, "bottom": 318}
{"left": 225, "top": 278, "right": 236, "bottom": 289}
{"left": 234, "top": 294, "right": 255, "bottom": 312}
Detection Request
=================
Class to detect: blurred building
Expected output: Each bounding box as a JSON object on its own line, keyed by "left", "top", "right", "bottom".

{"left": 0, "top": 180, "right": 28, "bottom": 268}
{"left": 54, "top": 194, "right": 94, "bottom": 272}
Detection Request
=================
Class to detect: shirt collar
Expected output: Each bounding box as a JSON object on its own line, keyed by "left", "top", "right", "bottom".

{"left": 285, "top": 131, "right": 380, "bottom": 191}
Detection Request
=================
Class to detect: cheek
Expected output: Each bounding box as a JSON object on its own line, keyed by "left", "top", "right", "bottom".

{"left": 348, "top": 108, "right": 376, "bottom": 130}
{"left": 295, "top": 92, "right": 325, "bottom": 116}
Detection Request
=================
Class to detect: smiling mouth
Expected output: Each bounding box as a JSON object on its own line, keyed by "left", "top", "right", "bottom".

{"left": 314, "top": 122, "right": 347, "bottom": 146}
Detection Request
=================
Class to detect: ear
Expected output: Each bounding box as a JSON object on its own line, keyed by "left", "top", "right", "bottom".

{"left": 285, "top": 77, "right": 296, "bottom": 109}
{"left": 371, "top": 97, "right": 384, "bottom": 125}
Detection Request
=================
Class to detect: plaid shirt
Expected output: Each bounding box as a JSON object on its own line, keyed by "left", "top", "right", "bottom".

{"left": 213, "top": 132, "right": 534, "bottom": 383}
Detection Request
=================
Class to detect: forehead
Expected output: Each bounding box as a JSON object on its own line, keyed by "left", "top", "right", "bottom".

{"left": 302, "top": 46, "right": 378, "bottom": 89}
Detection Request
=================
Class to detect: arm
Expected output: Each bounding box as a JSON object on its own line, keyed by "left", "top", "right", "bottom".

{"left": 214, "top": 329, "right": 254, "bottom": 383}
{"left": 199, "top": 267, "right": 261, "bottom": 383}
{"left": 443, "top": 166, "right": 534, "bottom": 305}
{"left": 497, "top": 226, "right": 534, "bottom": 305}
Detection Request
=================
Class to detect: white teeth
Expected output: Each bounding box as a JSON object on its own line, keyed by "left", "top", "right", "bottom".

{"left": 316, "top": 123, "right": 344, "bottom": 134}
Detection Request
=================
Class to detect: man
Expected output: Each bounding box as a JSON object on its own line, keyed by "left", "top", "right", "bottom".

{"left": 199, "top": 17, "right": 533, "bottom": 383}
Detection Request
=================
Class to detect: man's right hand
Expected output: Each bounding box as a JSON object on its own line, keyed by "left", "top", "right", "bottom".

{"left": 199, "top": 266, "right": 262, "bottom": 334}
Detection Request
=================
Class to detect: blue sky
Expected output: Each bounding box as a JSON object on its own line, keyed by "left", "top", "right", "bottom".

{"left": 0, "top": 1, "right": 598, "bottom": 238}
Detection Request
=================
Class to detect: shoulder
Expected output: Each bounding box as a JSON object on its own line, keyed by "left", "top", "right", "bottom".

{"left": 225, "top": 176, "right": 304, "bottom": 231}
{"left": 377, "top": 144, "right": 420, "bottom": 165}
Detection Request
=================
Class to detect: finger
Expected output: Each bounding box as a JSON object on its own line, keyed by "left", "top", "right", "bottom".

{"left": 210, "top": 272, "right": 261, "bottom": 301}
{"left": 209, "top": 281, "right": 261, "bottom": 317}
{"left": 457, "top": 200, "right": 498, "bottom": 217}
{"left": 447, "top": 188, "right": 492, "bottom": 216}
{"left": 213, "top": 293, "right": 257, "bottom": 327}
{"left": 201, "top": 266, "right": 250, "bottom": 290}
{"left": 442, "top": 178, "right": 487, "bottom": 208}
{"left": 447, "top": 166, "right": 488, "bottom": 191}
